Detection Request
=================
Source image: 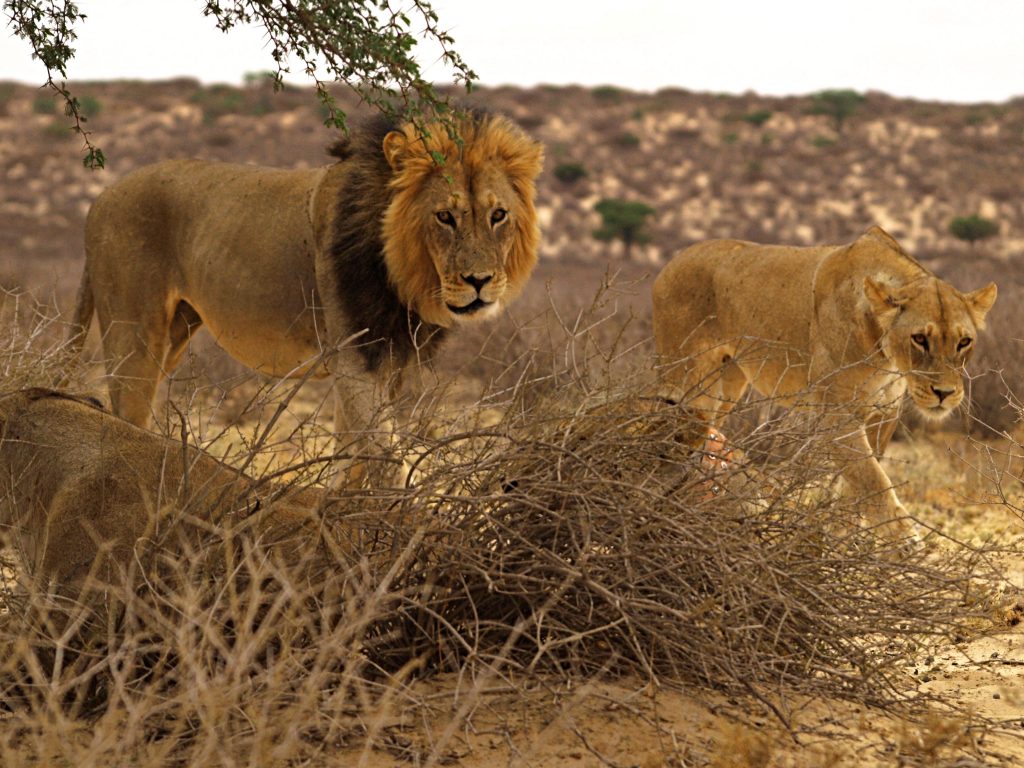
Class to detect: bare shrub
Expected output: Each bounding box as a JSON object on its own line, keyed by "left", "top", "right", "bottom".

{"left": 0, "top": 287, "right": 87, "bottom": 391}
{"left": 0, "top": 493, "right": 430, "bottom": 766}
{"left": 390, "top": 387, "right": 1000, "bottom": 710}
{"left": 0, "top": 276, "right": 1013, "bottom": 765}
{"left": 438, "top": 263, "right": 654, "bottom": 409}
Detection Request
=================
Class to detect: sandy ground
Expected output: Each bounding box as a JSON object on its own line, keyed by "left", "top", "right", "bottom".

{"left": 320, "top": 429, "right": 1024, "bottom": 767}
{"left": 3, "top": 413, "right": 1024, "bottom": 766}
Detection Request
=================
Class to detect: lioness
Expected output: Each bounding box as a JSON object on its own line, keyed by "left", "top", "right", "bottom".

{"left": 70, "top": 111, "right": 543, "bottom": 485}
{"left": 653, "top": 226, "right": 997, "bottom": 534}
{"left": 0, "top": 388, "right": 318, "bottom": 600}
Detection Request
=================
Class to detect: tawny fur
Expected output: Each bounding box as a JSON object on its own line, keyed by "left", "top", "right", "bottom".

{"left": 0, "top": 388, "right": 318, "bottom": 599}
{"left": 653, "top": 226, "right": 997, "bottom": 534}
{"left": 70, "top": 112, "right": 543, "bottom": 485}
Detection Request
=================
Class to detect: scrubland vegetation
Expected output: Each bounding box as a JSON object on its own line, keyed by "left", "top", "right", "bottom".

{"left": 2, "top": 81, "right": 1024, "bottom": 765}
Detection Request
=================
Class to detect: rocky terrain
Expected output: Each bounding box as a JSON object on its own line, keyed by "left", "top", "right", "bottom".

{"left": 1, "top": 79, "right": 1022, "bottom": 301}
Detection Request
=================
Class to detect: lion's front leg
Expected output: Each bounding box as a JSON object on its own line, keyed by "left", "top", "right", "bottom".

{"left": 329, "top": 361, "right": 406, "bottom": 490}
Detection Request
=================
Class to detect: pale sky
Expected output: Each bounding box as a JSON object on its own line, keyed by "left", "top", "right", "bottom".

{"left": 1, "top": 0, "right": 1022, "bottom": 103}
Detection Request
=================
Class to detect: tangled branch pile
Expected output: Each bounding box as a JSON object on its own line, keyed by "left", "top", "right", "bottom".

{"left": 0, "top": 285, "right": 1011, "bottom": 765}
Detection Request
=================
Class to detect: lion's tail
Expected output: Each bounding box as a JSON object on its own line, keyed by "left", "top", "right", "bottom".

{"left": 55, "top": 264, "right": 95, "bottom": 388}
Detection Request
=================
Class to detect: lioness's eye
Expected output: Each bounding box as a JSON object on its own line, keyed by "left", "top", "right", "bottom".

{"left": 491, "top": 208, "right": 507, "bottom": 225}
{"left": 911, "top": 333, "right": 929, "bottom": 351}
{"left": 957, "top": 337, "right": 973, "bottom": 351}
{"left": 435, "top": 210, "right": 456, "bottom": 227}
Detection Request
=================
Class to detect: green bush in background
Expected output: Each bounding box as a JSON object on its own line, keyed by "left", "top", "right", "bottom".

{"left": 949, "top": 215, "right": 998, "bottom": 245}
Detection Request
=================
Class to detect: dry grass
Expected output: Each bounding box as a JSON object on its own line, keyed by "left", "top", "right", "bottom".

{"left": 0, "top": 276, "right": 1021, "bottom": 766}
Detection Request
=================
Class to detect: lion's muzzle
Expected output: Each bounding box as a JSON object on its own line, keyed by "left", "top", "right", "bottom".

{"left": 445, "top": 270, "right": 503, "bottom": 318}
{"left": 448, "top": 297, "right": 492, "bottom": 315}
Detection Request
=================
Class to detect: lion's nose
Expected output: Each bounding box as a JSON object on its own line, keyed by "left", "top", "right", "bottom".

{"left": 461, "top": 273, "right": 493, "bottom": 292}
{"left": 931, "top": 385, "right": 955, "bottom": 403}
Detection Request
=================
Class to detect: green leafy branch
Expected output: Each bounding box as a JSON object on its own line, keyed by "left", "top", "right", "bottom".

{"left": 4, "top": 0, "right": 105, "bottom": 168}
{"left": 201, "top": 0, "right": 476, "bottom": 141}
{"left": 4, "top": 0, "right": 477, "bottom": 169}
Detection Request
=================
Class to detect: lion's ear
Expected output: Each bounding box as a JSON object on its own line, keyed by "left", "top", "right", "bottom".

{"left": 382, "top": 131, "right": 409, "bottom": 171}
{"left": 863, "top": 277, "right": 904, "bottom": 320}
{"left": 965, "top": 282, "right": 998, "bottom": 327}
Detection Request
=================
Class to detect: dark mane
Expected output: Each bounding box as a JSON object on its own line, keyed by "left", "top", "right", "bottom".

{"left": 326, "top": 114, "right": 448, "bottom": 374}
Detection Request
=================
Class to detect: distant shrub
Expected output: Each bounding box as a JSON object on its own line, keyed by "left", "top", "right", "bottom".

{"left": 949, "top": 215, "right": 998, "bottom": 245}
{"left": 963, "top": 106, "right": 1004, "bottom": 127}
{"left": 741, "top": 109, "right": 773, "bottom": 127}
{"left": 32, "top": 94, "right": 56, "bottom": 114}
{"left": 613, "top": 131, "right": 641, "bottom": 147}
{"left": 809, "top": 89, "right": 864, "bottom": 132}
{"left": 515, "top": 114, "right": 544, "bottom": 130}
{"left": 43, "top": 120, "right": 71, "bottom": 139}
{"left": 667, "top": 127, "right": 700, "bottom": 141}
{"left": 593, "top": 198, "right": 656, "bottom": 260}
{"left": 591, "top": 85, "right": 624, "bottom": 102}
{"left": 553, "top": 162, "right": 587, "bottom": 183}
{"left": 77, "top": 94, "right": 102, "bottom": 118}
{"left": 722, "top": 131, "right": 739, "bottom": 145}
{"left": 761, "top": 131, "right": 773, "bottom": 146}
{"left": 243, "top": 70, "right": 277, "bottom": 88}
{"left": 192, "top": 85, "right": 244, "bottom": 123}
{"left": 811, "top": 135, "right": 836, "bottom": 148}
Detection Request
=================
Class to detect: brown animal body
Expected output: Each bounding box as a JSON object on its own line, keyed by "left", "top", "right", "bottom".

{"left": 71, "top": 111, "right": 543, "bottom": 485}
{"left": 0, "top": 388, "right": 316, "bottom": 597}
{"left": 653, "top": 227, "right": 997, "bottom": 534}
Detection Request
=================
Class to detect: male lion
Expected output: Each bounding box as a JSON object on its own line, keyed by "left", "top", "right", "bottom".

{"left": 70, "top": 111, "right": 543, "bottom": 485}
{"left": 653, "top": 226, "right": 997, "bottom": 536}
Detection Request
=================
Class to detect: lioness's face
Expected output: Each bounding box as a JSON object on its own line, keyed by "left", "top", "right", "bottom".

{"left": 423, "top": 167, "right": 518, "bottom": 323}
{"left": 870, "top": 277, "right": 997, "bottom": 419}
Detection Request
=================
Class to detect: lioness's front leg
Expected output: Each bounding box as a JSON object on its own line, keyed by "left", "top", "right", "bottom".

{"left": 826, "top": 420, "right": 917, "bottom": 540}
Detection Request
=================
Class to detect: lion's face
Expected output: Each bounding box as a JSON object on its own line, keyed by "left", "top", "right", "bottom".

{"left": 865, "top": 276, "right": 997, "bottom": 419}
{"left": 379, "top": 114, "right": 544, "bottom": 328}
{"left": 419, "top": 165, "right": 520, "bottom": 321}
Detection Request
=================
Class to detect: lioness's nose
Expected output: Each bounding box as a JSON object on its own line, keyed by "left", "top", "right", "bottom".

{"left": 932, "top": 385, "right": 955, "bottom": 403}
{"left": 461, "top": 273, "right": 493, "bottom": 292}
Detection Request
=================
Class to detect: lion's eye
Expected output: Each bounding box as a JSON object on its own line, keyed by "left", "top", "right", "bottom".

{"left": 911, "top": 333, "right": 929, "bottom": 351}
{"left": 957, "top": 337, "right": 973, "bottom": 351}
{"left": 435, "top": 210, "right": 456, "bottom": 227}
{"left": 491, "top": 208, "right": 508, "bottom": 225}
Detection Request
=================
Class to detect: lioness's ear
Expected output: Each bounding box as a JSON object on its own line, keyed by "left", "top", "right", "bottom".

{"left": 863, "top": 225, "right": 906, "bottom": 253}
{"left": 863, "top": 277, "right": 904, "bottom": 319}
{"left": 966, "top": 282, "right": 998, "bottom": 327}
{"left": 382, "top": 131, "right": 408, "bottom": 171}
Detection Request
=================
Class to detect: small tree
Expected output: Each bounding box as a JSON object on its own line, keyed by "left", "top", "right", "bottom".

{"left": 741, "top": 109, "right": 773, "bottom": 128}
{"left": 4, "top": 0, "right": 476, "bottom": 168}
{"left": 949, "top": 215, "right": 998, "bottom": 246}
{"left": 553, "top": 162, "right": 587, "bottom": 184}
{"left": 593, "top": 199, "right": 655, "bottom": 260}
{"left": 809, "top": 89, "right": 864, "bottom": 133}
